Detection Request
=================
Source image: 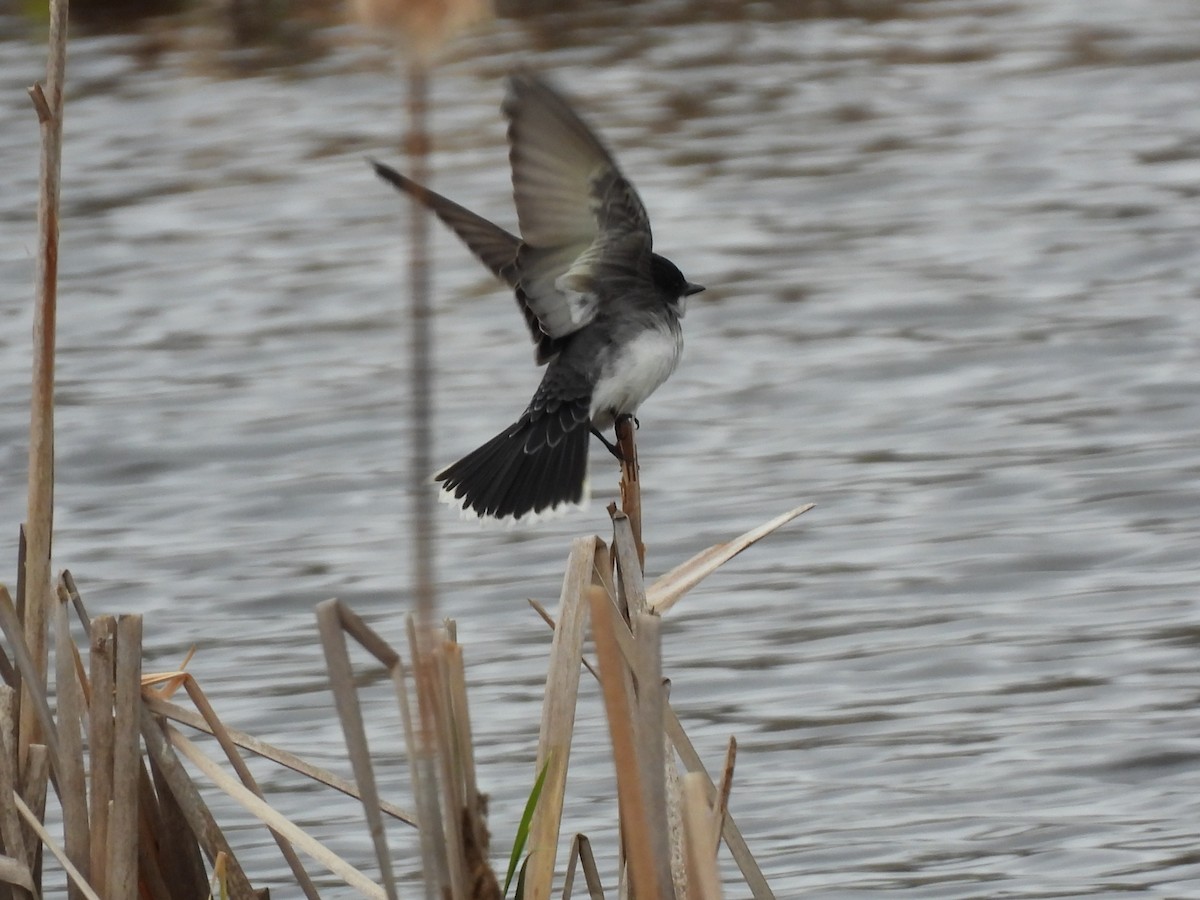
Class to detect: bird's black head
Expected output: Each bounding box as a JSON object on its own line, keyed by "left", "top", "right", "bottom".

{"left": 651, "top": 253, "right": 704, "bottom": 311}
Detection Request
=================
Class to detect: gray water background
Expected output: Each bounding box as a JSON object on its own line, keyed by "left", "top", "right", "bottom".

{"left": 3, "top": 0, "right": 1200, "bottom": 895}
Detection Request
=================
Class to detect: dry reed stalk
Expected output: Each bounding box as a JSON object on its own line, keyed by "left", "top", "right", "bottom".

{"left": 10, "top": 7, "right": 68, "bottom": 894}
{"left": 355, "top": 10, "right": 510, "bottom": 894}
{"left": 107, "top": 616, "right": 142, "bottom": 900}
{"left": 610, "top": 511, "right": 676, "bottom": 898}
{"left": 611, "top": 512, "right": 647, "bottom": 629}
{"left": 12, "top": 794, "right": 98, "bottom": 900}
{"left": 140, "top": 674, "right": 322, "bottom": 898}
{"left": 561, "top": 833, "right": 605, "bottom": 900}
{"left": 139, "top": 706, "right": 257, "bottom": 899}
{"left": 57, "top": 573, "right": 269, "bottom": 897}
{"left": 141, "top": 693, "right": 416, "bottom": 824}
{"left": 647, "top": 504, "right": 814, "bottom": 614}
{"left": 614, "top": 417, "right": 644, "bottom": 571}
{"left": 530, "top": 499, "right": 810, "bottom": 899}
{"left": 441, "top": 638, "right": 499, "bottom": 899}
{"left": 21, "top": 0, "right": 69, "bottom": 766}
{"left": 632, "top": 612, "right": 675, "bottom": 898}
{"left": 59, "top": 572, "right": 90, "bottom": 634}
{"left": 681, "top": 774, "right": 722, "bottom": 900}
{"left": 163, "top": 726, "right": 387, "bottom": 899}
{"left": 445, "top": 641, "right": 475, "bottom": 799}
{"left": 0, "top": 587, "right": 61, "bottom": 775}
{"left": 587, "top": 582, "right": 661, "bottom": 900}
{"left": 14, "top": 526, "right": 26, "bottom": 633}
{"left": 663, "top": 708, "right": 773, "bottom": 899}
{"left": 0, "top": 684, "right": 34, "bottom": 899}
{"left": 52, "top": 596, "right": 88, "bottom": 898}
{"left": 439, "top": 644, "right": 469, "bottom": 888}
{"left": 389, "top": 631, "right": 445, "bottom": 900}
{"left": 445, "top": 639, "right": 481, "bottom": 822}
{"left": 86, "top": 616, "right": 115, "bottom": 890}
{"left": 315, "top": 598, "right": 402, "bottom": 899}
{"left": 426, "top": 631, "right": 468, "bottom": 900}
{"left": 664, "top": 716, "right": 687, "bottom": 899}
{"left": 175, "top": 683, "right": 304, "bottom": 884}
{"left": 349, "top": 4, "right": 495, "bottom": 890}
{"left": 146, "top": 745, "right": 209, "bottom": 898}
{"left": 413, "top": 641, "right": 463, "bottom": 900}
{"left": 445, "top": 641, "right": 499, "bottom": 900}
{"left": 18, "top": 746, "right": 49, "bottom": 892}
{"left": 316, "top": 597, "right": 501, "bottom": 899}
{"left": 346, "top": 14, "right": 452, "bottom": 880}
{"left": 0, "top": 623, "right": 16, "bottom": 690}
{"left": 713, "top": 738, "right": 736, "bottom": 857}
{"left": 405, "top": 58, "right": 438, "bottom": 643}
{"left": 525, "top": 536, "right": 607, "bottom": 900}
{"left": 0, "top": 857, "right": 34, "bottom": 898}
{"left": 606, "top": 620, "right": 643, "bottom": 895}
{"left": 133, "top": 761, "right": 177, "bottom": 900}
{"left": 527, "top": 598, "right": 598, "bottom": 680}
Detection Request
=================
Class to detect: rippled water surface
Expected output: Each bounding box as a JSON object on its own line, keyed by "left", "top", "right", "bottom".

{"left": 3, "top": 0, "right": 1200, "bottom": 895}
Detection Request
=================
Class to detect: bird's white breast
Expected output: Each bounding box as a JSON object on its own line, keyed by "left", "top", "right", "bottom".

{"left": 590, "top": 324, "right": 682, "bottom": 428}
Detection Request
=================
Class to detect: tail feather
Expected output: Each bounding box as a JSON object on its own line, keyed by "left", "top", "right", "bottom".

{"left": 542, "top": 422, "right": 586, "bottom": 518}
{"left": 494, "top": 442, "right": 547, "bottom": 519}
{"left": 437, "top": 415, "right": 590, "bottom": 521}
{"left": 442, "top": 425, "right": 523, "bottom": 516}
{"left": 487, "top": 427, "right": 544, "bottom": 518}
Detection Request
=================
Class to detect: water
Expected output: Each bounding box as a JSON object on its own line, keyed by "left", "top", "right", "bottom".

{"left": 3, "top": 0, "right": 1200, "bottom": 895}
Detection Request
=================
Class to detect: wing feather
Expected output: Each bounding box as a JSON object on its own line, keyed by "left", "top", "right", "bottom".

{"left": 372, "top": 159, "right": 562, "bottom": 362}
{"left": 504, "top": 72, "right": 653, "bottom": 339}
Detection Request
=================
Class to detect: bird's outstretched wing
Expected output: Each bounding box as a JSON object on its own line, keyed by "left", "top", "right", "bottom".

{"left": 371, "top": 159, "right": 562, "bottom": 363}
{"left": 372, "top": 160, "right": 518, "bottom": 282}
{"left": 504, "top": 71, "right": 654, "bottom": 340}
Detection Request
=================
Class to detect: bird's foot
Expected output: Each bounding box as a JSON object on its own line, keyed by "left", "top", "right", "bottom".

{"left": 591, "top": 426, "right": 627, "bottom": 462}
{"left": 615, "top": 413, "right": 640, "bottom": 431}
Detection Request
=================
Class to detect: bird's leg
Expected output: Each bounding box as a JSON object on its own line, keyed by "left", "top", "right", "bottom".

{"left": 591, "top": 425, "right": 626, "bottom": 462}
{"left": 615, "top": 413, "right": 639, "bottom": 431}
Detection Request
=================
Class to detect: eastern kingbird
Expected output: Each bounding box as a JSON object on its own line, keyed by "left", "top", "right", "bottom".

{"left": 373, "top": 71, "right": 703, "bottom": 521}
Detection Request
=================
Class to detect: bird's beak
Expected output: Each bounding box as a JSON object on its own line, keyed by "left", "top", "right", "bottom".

{"left": 684, "top": 282, "right": 705, "bottom": 297}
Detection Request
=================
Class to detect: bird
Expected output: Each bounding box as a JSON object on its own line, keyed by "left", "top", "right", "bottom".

{"left": 373, "top": 71, "right": 703, "bottom": 521}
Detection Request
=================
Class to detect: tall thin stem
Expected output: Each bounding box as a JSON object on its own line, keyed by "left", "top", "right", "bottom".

{"left": 406, "top": 62, "right": 437, "bottom": 630}
{"left": 616, "top": 416, "right": 644, "bottom": 572}
{"left": 23, "top": 0, "right": 69, "bottom": 765}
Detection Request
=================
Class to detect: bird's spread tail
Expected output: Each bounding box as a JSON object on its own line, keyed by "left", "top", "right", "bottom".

{"left": 436, "top": 405, "right": 591, "bottom": 521}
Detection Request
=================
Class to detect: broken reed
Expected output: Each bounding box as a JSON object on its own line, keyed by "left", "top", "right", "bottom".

{"left": 1, "top": 486, "right": 809, "bottom": 898}
{"left": 2, "top": 567, "right": 417, "bottom": 899}
{"left": 304, "top": 420, "right": 808, "bottom": 899}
